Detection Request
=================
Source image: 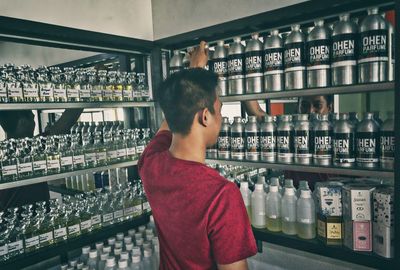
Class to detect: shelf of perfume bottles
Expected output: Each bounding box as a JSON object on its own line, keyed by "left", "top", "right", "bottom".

{"left": 252, "top": 228, "right": 395, "bottom": 269}
{"left": 0, "top": 101, "right": 155, "bottom": 110}
{"left": 206, "top": 158, "right": 394, "bottom": 179}
{"left": 218, "top": 82, "right": 394, "bottom": 102}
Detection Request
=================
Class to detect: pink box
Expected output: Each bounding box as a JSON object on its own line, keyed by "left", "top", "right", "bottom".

{"left": 353, "top": 221, "right": 372, "bottom": 251}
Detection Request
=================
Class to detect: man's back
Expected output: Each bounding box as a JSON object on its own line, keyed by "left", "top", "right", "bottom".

{"left": 139, "top": 131, "right": 257, "bottom": 270}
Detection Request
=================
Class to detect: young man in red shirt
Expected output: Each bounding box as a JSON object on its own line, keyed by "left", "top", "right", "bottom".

{"left": 138, "top": 42, "right": 257, "bottom": 270}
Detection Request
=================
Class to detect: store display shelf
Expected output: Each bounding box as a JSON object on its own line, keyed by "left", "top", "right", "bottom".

{"left": 0, "top": 214, "right": 151, "bottom": 270}
{"left": 219, "top": 82, "right": 394, "bottom": 102}
{"left": 0, "top": 160, "right": 138, "bottom": 190}
{"left": 253, "top": 228, "right": 395, "bottom": 269}
{"left": 0, "top": 101, "right": 155, "bottom": 110}
{"left": 206, "top": 159, "right": 394, "bottom": 178}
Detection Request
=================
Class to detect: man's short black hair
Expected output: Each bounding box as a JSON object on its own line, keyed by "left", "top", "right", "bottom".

{"left": 156, "top": 68, "right": 219, "bottom": 135}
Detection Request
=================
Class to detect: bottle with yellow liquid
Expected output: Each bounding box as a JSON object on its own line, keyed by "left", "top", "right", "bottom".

{"left": 266, "top": 185, "right": 282, "bottom": 232}
{"left": 251, "top": 183, "right": 266, "bottom": 228}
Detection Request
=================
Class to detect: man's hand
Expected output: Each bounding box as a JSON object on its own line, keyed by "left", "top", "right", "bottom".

{"left": 189, "top": 41, "right": 209, "bottom": 68}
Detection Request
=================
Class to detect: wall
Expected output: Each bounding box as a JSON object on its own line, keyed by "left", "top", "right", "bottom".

{"left": 0, "top": 0, "right": 154, "bottom": 40}
{"left": 151, "top": 0, "right": 308, "bottom": 39}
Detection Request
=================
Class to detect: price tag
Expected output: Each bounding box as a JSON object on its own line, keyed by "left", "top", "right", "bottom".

{"left": 54, "top": 227, "right": 67, "bottom": 239}
{"left": 25, "top": 236, "right": 39, "bottom": 248}
{"left": 47, "top": 159, "right": 60, "bottom": 169}
{"left": 61, "top": 156, "right": 73, "bottom": 166}
{"left": 33, "top": 160, "right": 47, "bottom": 171}
{"left": 117, "top": 149, "right": 126, "bottom": 157}
{"left": 103, "top": 89, "right": 113, "bottom": 98}
{"left": 113, "top": 90, "right": 123, "bottom": 98}
{"left": 91, "top": 89, "right": 103, "bottom": 98}
{"left": 134, "top": 205, "right": 143, "bottom": 214}
{"left": 123, "top": 89, "right": 133, "bottom": 99}
{"left": 8, "top": 87, "right": 23, "bottom": 98}
{"left": 80, "top": 219, "right": 92, "bottom": 230}
{"left": 79, "top": 89, "right": 91, "bottom": 98}
{"left": 39, "top": 231, "right": 54, "bottom": 244}
{"left": 23, "top": 87, "right": 39, "bottom": 97}
{"left": 7, "top": 240, "right": 23, "bottom": 253}
{"left": 124, "top": 207, "right": 135, "bottom": 216}
{"left": 114, "top": 210, "right": 123, "bottom": 219}
{"left": 67, "top": 88, "right": 79, "bottom": 98}
{"left": 143, "top": 202, "right": 151, "bottom": 211}
{"left": 108, "top": 151, "right": 117, "bottom": 159}
{"left": 54, "top": 88, "right": 67, "bottom": 99}
{"left": 0, "top": 84, "right": 7, "bottom": 97}
{"left": 96, "top": 152, "right": 107, "bottom": 161}
{"left": 85, "top": 153, "right": 97, "bottom": 163}
{"left": 73, "top": 155, "right": 85, "bottom": 165}
{"left": 68, "top": 224, "right": 80, "bottom": 235}
{"left": 137, "top": 145, "right": 145, "bottom": 154}
{"left": 18, "top": 162, "right": 33, "bottom": 173}
{"left": 103, "top": 213, "right": 114, "bottom": 223}
{"left": 127, "top": 147, "right": 136, "bottom": 156}
{"left": 91, "top": 215, "right": 101, "bottom": 225}
{"left": 2, "top": 165, "right": 18, "bottom": 176}
{"left": 0, "top": 245, "right": 8, "bottom": 256}
{"left": 40, "top": 87, "right": 53, "bottom": 98}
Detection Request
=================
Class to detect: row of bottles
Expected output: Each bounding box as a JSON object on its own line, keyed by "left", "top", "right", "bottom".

{"left": 0, "top": 124, "right": 151, "bottom": 182}
{"left": 0, "top": 182, "right": 151, "bottom": 262}
{"left": 62, "top": 218, "right": 159, "bottom": 269}
{"left": 170, "top": 7, "right": 394, "bottom": 95}
{"left": 208, "top": 112, "right": 394, "bottom": 170}
{"left": 0, "top": 65, "right": 150, "bottom": 103}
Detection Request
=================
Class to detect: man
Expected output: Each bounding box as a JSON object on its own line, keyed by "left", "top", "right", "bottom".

{"left": 0, "top": 108, "right": 82, "bottom": 210}
{"left": 138, "top": 42, "right": 257, "bottom": 270}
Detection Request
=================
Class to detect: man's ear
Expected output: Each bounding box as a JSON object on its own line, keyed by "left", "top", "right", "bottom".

{"left": 197, "top": 108, "right": 208, "bottom": 127}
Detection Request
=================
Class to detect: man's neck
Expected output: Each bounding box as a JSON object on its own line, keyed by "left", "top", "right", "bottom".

{"left": 169, "top": 132, "right": 206, "bottom": 164}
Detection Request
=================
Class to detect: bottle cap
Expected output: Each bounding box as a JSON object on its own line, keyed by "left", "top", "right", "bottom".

{"left": 251, "top": 33, "right": 259, "bottom": 40}
{"left": 82, "top": 246, "right": 90, "bottom": 254}
{"left": 339, "top": 13, "right": 350, "bottom": 21}
{"left": 128, "top": 229, "right": 136, "bottom": 236}
{"left": 106, "top": 256, "right": 116, "bottom": 267}
{"left": 69, "top": 260, "right": 78, "bottom": 267}
{"left": 233, "top": 36, "right": 241, "bottom": 43}
{"left": 291, "top": 24, "right": 300, "bottom": 31}
{"left": 144, "top": 248, "right": 152, "bottom": 258}
{"left": 132, "top": 247, "right": 141, "bottom": 256}
{"left": 132, "top": 255, "right": 141, "bottom": 263}
{"left": 241, "top": 181, "right": 249, "bottom": 189}
{"left": 254, "top": 183, "right": 264, "bottom": 191}
{"left": 136, "top": 238, "right": 144, "bottom": 245}
{"left": 121, "top": 251, "right": 129, "bottom": 260}
{"left": 115, "top": 241, "right": 123, "bottom": 249}
{"left": 118, "top": 259, "right": 128, "bottom": 268}
{"left": 95, "top": 242, "right": 104, "bottom": 250}
{"left": 108, "top": 237, "right": 116, "bottom": 245}
{"left": 152, "top": 237, "right": 159, "bottom": 245}
{"left": 270, "top": 29, "right": 279, "bottom": 36}
{"left": 103, "top": 246, "right": 111, "bottom": 253}
{"left": 89, "top": 249, "right": 98, "bottom": 259}
{"left": 217, "top": 40, "right": 225, "bottom": 46}
{"left": 145, "top": 228, "right": 153, "bottom": 235}
{"left": 367, "top": 7, "right": 379, "bottom": 15}
{"left": 125, "top": 243, "right": 134, "bottom": 251}
{"left": 314, "top": 19, "right": 324, "bottom": 26}
{"left": 114, "top": 248, "right": 122, "bottom": 256}
{"left": 301, "top": 189, "right": 312, "bottom": 198}
{"left": 134, "top": 232, "right": 143, "bottom": 240}
{"left": 100, "top": 252, "right": 109, "bottom": 260}
{"left": 124, "top": 236, "right": 132, "bottom": 244}
{"left": 116, "top": 232, "right": 124, "bottom": 241}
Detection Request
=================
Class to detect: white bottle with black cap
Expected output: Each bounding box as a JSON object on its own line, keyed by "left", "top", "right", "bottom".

{"left": 284, "top": 25, "right": 306, "bottom": 90}
{"left": 251, "top": 183, "right": 266, "bottom": 228}
{"left": 245, "top": 33, "right": 263, "bottom": 93}
{"left": 264, "top": 30, "right": 284, "bottom": 91}
{"left": 228, "top": 37, "right": 245, "bottom": 95}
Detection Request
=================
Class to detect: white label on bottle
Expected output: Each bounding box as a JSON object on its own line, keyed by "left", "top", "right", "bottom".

{"left": 61, "top": 156, "right": 73, "bottom": 166}
{"left": 103, "top": 213, "right": 114, "bottom": 223}
{"left": 67, "top": 88, "right": 79, "bottom": 98}
{"left": 24, "top": 87, "right": 39, "bottom": 97}
{"left": 18, "top": 162, "right": 33, "bottom": 173}
{"left": 0, "top": 84, "right": 7, "bottom": 97}
{"left": 143, "top": 202, "right": 150, "bottom": 211}
{"left": 80, "top": 219, "right": 92, "bottom": 230}
{"left": 114, "top": 210, "right": 123, "bottom": 219}
{"left": 123, "top": 89, "right": 133, "bottom": 98}
{"left": 127, "top": 147, "right": 136, "bottom": 156}
{"left": 7, "top": 240, "right": 23, "bottom": 253}
{"left": 39, "top": 231, "right": 53, "bottom": 243}
{"left": 299, "top": 218, "right": 312, "bottom": 224}
{"left": 68, "top": 224, "right": 80, "bottom": 235}
{"left": 8, "top": 87, "right": 23, "bottom": 98}
{"left": 0, "top": 245, "right": 8, "bottom": 256}
{"left": 124, "top": 207, "right": 135, "bottom": 216}
{"left": 54, "top": 227, "right": 67, "bottom": 239}
{"left": 92, "top": 89, "right": 102, "bottom": 98}
{"left": 40, "top": 87, "right": 53, "bottom": 97}
{"left": 33, "top": 160, "right": 47, "bottom": 171}
{"left": 91, "top": 215, "right": 101, "bottom": 225}
{"left": 117, "top": 149, "right": 126, "bottom": 157}
{"left": 113, "top": 90, "right": 123, "bottom": 98}
{"left": 79, "top": 89, "right": 91, "bottom": 98}
{"left": 108, "top": 151, "right": 117, "bottom": 159}
{"left": 134, "top": 205, "right": 142, "bottom": 214}
{"left": 96, "top": 152, "right": 107, "bottom": 161}
{"left": 103, "top": 89, "right": 113, "bottom": 98}
{"left": 73, "top": 155, "right": 85, "bottom": 165}
{"left": 25, "top": 236, "right": 39, "bottom": 248}
{"left": 47, "top": 159, "right": 60, "bottom": 169}
{"left": 137, "top": 145, "right": 145, "bottom": 154}
{"left": 85, "top": 153, "right": 97, "bottom": 163}
{"left": 2, "top": 165, "right": 18, "bottom": 176}
{"left": 54, "top": 88, "right": 67, "bottom": 98}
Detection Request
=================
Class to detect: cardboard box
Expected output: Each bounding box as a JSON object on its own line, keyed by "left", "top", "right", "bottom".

{"left": 373, "top": 222, "right": 394, "bottom": 258}
{"left": 315, "top": 181, "right": 343, "bottom": 217}
{"left": 344, "top": 220, "right": 372, "bottom": 252}
{"left": 317, "top": 214, "right": 343, "bottom": 246}
{"left": 342, "top": 184, "right": 375, "bottom": 221}
{"left": 373, "top": 187, "right": 394, "bottom": 228}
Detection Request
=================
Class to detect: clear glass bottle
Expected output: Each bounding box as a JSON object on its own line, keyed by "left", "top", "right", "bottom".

{"left": 113, "top": 187, "right": 125, "bottom": 223}
{"left": 46, "top": 136, "right": 61, "bottom": 175}
{"left": 50, "top": 67, "right": 67, "bottom": 102}
{"left": 103, "top": 70, "right": 113, "bottom": 102}
{"left": 77, "top": 69, "right": 91, "bottom": 102}
{"left": 113, "top": 71, "right": 123, "bottom": 102}
{"left": 66, "top": 201, "right": 81, "bottom": 239}
{"left": 79, "top": 198, "right": 92, "bottom": 234}
{"left": 107, "top": 127, "right": 118, "bottom": 165}
{"left": 251, "top": 183, "right": 266, "bottom": 228}
{"left": 60, "top": 135, "right": 74, "bottom": 173}
{"left": 137, "top": 73, "right": 150, "bottom": 101}
{"left": 64, "top": 67, "right": 80, "bottom": 102}
{"left": 0, "top": 65, "right": 8, "bottom": 103}
{"left": 116, "top": 129, "right": 127, "bottom": 162}
{"left": 37, "top": 66, "right": 54, "bottom": 102}
{"left": 281, "top": 187, "right": 297, "bottom": 235}
{"left": 296, "top": 189, "right": 316, "bottom": 239}
{"left": 101, "top": 192, "right": 115, "bottom": 226}
{"left": 36, "top": 202, "right": 55, "bottom": 248}
{"left": 139, "top": 182, "right": 151, "bottom": 214}
{"left": 72, "top": 134, "right": 86, "bottom": 171}
{"left": 0, "top": 213, "right": 10, "bottom": 262}
{"left": 89, "top": 196, "right": 102, "bottom": 231}
{"left": 52, "top": 202, "right": 68, "bottom": 244}
{"left": 135, "top": 129, "right": 146, "bottom": 157}
{"left": 21, "top": 65, "right": 39, "bottom": 102}
{"left": 122, "top": 72, "right": 133, "bottom": 101}
{"left": 89, "top": 70, "right": 103, "bottom": 102}
{"left": 32, "top": 137, "right": 48, "bottom": 177}
{"left": 16, "top": 138, "right": 34, "bottom": 180}
{"left": 125, "top": 129, "right": 138, "bottom": 161}
{"left": 94, "top": 123, "right": 107, "bottom": 166}
{"left": 1, "top": 140, "right": 19, "bottom": 182}
{"left": 266, "top": 185, "right": 282, "bottom": 232}
{"left": 6, "top": 213, "right": 24, "bottom": 258}
{"left": 5, "top": 64, "right": 24, "bottom": 103}
{"left": 122, "top": 184, "right": 135, "bottom": 220}
{"left": 22, "top": 205, "right": 41, "bottom": 253}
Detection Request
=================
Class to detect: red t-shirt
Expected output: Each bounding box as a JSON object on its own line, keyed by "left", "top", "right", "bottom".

{"left": 138, "top": 131, "right": 257, "bottom": 270}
